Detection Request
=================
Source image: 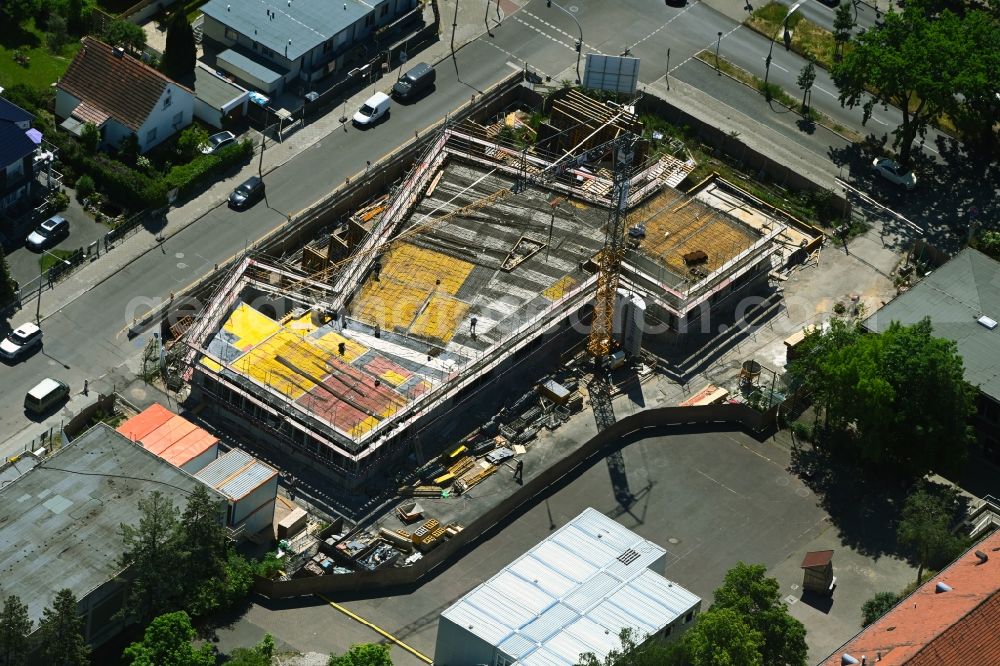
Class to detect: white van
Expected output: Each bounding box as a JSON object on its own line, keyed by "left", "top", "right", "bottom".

{"left": 353, "top": 91, "right": 391, "bottom": 127}
{"left": 24, "top": 378, "right": 70, "bottom": 415}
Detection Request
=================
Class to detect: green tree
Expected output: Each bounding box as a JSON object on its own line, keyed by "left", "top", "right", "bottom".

{"left": 122, "top": 611, "right": 214, "bottom": 666}
{"left": 177, "top": 485, "right": 232, "bottom": 615}
{"left": 46, "top": 14, "right": 69, "bottom": 54}
{"left": 861, "top": 591, "right": 900, "bottom": 627}
{"left": 897, "top": 482, "right": 968, "bottom": 585}
{"left": 790, "top": 318, "right": 975, "bottom": 478}
{"left": 0, "top": 0, "right": 38, "bottom": 25}
{"left": 0, "top": 594, "right": 32, "bottom": 666}
{"left": 711, "top": 563, "right": 807, "bottom": 666}
{"left": 80, "top": 122, "right": 100, "bottom": 153}
{"left": 975, "top": 230, "right": 1000, "bottom": 261}
{"left": 37, "top": 589, "right": 89, "bottom": 666}
{"left": 948, "top": 10, "right": 1000, "bottom": 156}
{"left": 103, "top": 19, "right": 147, "bottom": 55}
{"left": 118, "top": 491, "right": 182, "bottom": 623}
{"left": 681, "top": 607, "right": 763, "bottom": 666}
{"left": 831, "top": 7, "right": 970, "bottom": 165}
{"left": 832, "top": 2, "right": 855, "bottom": 58}
{"left": 329, "top": 643, "right": 393, "bottom": 666}
{"left": 0, "top": 247, "right": 17, "bottom": 309}
{"left": 796, "top": 60, "right": 815, "bottom": 112}
{"left": 226, "top": 634, "right": 276, "bottom": 666}
{"left": 162, "top": 11, "right": 196, "bottom": 80}
{"left": 66, "top": 0, "right": 90, "bottom": 36}
{"left": 119, "top": 132, "right": 141, "bottom": 164}
{"left": 176, "top": 125, "right": 210, "bottom": 160}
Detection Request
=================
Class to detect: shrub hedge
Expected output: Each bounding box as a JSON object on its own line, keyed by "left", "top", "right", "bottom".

{"left": 164, "top": 139, "right": 254, "bottom": 198}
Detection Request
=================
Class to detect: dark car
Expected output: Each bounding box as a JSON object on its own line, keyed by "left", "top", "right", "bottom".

{"left": 391, "top": 62, "right": 436, "bottom": 102}
{"left": 229, "top": 176, "right": 265, "bottom": 210}
{"left": 26, "top": 215, "right": 69, "bottom": 250}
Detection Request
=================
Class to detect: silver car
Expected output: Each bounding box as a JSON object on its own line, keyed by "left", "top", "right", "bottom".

{"left": 873, "top": 158, "right": 916, "bottom": 190}
{"left": 26, "top": 215, "right": 69, "bottom": 250}
{"left": 0, "top": 322, "right": 43, "bottom": 361}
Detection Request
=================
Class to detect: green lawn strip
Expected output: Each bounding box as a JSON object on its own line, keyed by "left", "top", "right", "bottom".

{"left": 744, "top": 1, "right": 958, "bottom": 136}
{"left": 694, "top": 50, "right": 861, "bottom": 142}
{"left": 39, "top": 248, "right": 77, "bottom": 273}
{"left": 0, "top": 20, "right": 80, "bottom": 91}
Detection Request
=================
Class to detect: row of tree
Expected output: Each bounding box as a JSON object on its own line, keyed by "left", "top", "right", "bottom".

{"left": 578, "top": 563, "right": 808, "bottom": 666}
{"left": 831, "top": 0, "right": 1000, "bottom": 164}
{"left": 0, "top": 589, "right": 89, "bottom": 666}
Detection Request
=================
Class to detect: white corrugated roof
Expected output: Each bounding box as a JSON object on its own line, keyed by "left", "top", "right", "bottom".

{"left": 439, "top": 508, "right": 701, "bottom": 665}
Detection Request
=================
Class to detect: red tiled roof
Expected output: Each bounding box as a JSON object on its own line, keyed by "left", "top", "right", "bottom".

{"left": 72, "top": 100, "right": 110, "bottom": 126}
{"left": 801, "top": 550, "right": 834, "bottom": 569}
{"left": 57, "top": 37, "right": 189, "bottom": 131}
{"left": 819, "top": 530, "right": 1000, "bottom": 666}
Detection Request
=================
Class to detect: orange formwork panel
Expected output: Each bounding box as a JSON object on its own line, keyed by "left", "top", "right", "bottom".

{"left": 140, "top": 415, "right": 199, "bottom": 456}
{"left": 117, "top": 403, "right": 173, "bottom": 442}
{"left": 158, "top": 428, "right": 219, "bottom": 468}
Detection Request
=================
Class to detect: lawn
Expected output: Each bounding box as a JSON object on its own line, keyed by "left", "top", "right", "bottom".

{"left": 39, "top": 248, "right": 76, "bottom": 273}
{"left": 746, "top": 2, "right": 840, "bottom": 70}
{"left": 0, "top": 19, "right": 80, "bottom": 91}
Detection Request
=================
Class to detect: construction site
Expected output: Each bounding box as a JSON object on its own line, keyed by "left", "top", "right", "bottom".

{"left": 180, "top": 90, "right": 813, "bottom": 488}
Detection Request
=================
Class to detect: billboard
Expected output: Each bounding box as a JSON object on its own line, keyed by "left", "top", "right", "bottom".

{"left": 582, "top": 54, "right": 640, "bottom": 95}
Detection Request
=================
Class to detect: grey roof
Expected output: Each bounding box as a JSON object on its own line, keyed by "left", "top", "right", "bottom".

{"left": 0, "top": 424, "right": 224, "bottom": 626}
{"left": 193, "top": 66, "right": 248, "bottom": 113}
{"left": 217, "top": 48, "right": 287, "bottom": 86}
{"left": 0, "top": 96, "right": 34, "bottom": 124}
{"left": 863, "top": 248, "right": 1000, "bottom": 401}
{"left": 202, "top": 0, "right": 371, "bottom": 62}
{"left": 195, "top": 448, "right": 278, "bottom": 501}
{"left": 439, "top": 508, "right": 700, "bottom": 665}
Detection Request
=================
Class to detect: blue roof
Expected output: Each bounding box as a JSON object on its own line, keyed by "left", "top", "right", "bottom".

{"left": 0, "top": 122, "right": 35, "bottom": 169}
{"left": 202, "top": 0, "right": 371, "bottom": 62}
{"left": 217, "top": 48, "right": 287, "bottom": 85}
{"left": 0, "top": 96, "right": 34, "bottom": 124}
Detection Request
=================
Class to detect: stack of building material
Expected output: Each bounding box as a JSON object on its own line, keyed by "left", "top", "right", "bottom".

{"left": 454, "top": 462, "right": 497, "bottom": 494}
{"left": 544, "top": 90, "right": 646, "bottom": 162}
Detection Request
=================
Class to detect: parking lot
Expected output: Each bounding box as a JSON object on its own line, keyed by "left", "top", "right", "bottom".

{"left": 212, "top": 427, "right": 914, "bottom": 665}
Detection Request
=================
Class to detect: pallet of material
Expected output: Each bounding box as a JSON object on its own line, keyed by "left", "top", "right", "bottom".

{"left": 447, "top": 455, "right": 475, "bottom": 477}
{"left": 454, "top": 463, "right": 497, "bottom": 494}
{"left": 398, "top": 485, "right": 443, "bottom": 498}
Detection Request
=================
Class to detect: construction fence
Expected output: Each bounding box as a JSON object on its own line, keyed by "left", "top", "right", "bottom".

{"left": 253, "top": 401, "right": 767, "bottom": 598}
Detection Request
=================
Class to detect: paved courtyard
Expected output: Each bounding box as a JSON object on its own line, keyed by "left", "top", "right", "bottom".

{"left": 212, "top": 427, "right": 914, "bottom": 665}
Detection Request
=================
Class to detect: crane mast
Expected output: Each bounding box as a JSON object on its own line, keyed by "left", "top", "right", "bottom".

{"left": 586, "top": 135, "right": 637, "bottom": 360}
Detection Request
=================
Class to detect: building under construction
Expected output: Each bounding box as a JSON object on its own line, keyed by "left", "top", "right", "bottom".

{"left": 182, "top": 112, "right": 788, "bottom": 483}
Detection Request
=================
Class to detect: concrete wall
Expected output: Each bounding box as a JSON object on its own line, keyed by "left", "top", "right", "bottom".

{"left": 253, "top": 402, "right": 766, "bottom": 599}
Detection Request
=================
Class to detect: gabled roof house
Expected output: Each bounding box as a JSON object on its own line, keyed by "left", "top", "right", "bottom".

{"left": 55, "top": 37, "right": 194, "bottom": 154}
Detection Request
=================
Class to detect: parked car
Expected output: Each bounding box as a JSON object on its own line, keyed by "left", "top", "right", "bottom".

{"left": 26, "top": 215, "right": 69, "bottom": 250}
{"left": 24, "top": 377, "right": 70, "bottom": 416}
{"left": 353, "top": 92, "right": 391, "bottom": 127}
{"left": 0, "top": 322, "right": 42, "bottom": 361}
{"left": 873, "top": 158, "right": 916, "bottom": 190}
{"left": 200, "top": 130, "right": 237, "bottom": 154}
{"left": 229, "top": 176, "right": 265, "bottom": 210}
{"left": 391, "top": 62, "right": 436, "bottom": 102}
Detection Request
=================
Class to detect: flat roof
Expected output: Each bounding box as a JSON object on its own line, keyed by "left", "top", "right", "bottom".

{"left": 439, "top": 508, "right": 700, "bottom": 665}
{"left": 202, "top": 0, "right": 370, "bottom": 61}
{"left": 195, "top": 448, "right": 277, "bottom": 501}
{"left": 863, "top": 248, "right": 1000, "bottom": 402}
{"left": 193, "top": 65, "right": 248, "bottom": 114}
{"left": 0, "top": 424, "right": 223, "bottom": 627}
{"left": 217, "top": 48, "right": 286, "bottom": 86}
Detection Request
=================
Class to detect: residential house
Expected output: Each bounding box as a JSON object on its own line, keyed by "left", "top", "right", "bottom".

{"left": 55, "top": 37, "right": 194, "bottom": 154}
{"left": 434, "top": 508, "right": 701, "bottom": 666}
{"left": 199, "top": 0, "right": 418, "bottom": 95}
{"left": 0, "top": 96, "right": 41, "bottom": 212}
{"left": 819, "top": 529, "right": 1000, "bottom": 665}
{"left": 862, "top": 248, "right": 1000, "bottom": 463}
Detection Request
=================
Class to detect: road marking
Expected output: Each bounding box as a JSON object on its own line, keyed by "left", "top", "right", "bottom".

{"left": 870, "top": 115, "right": 888, "bottom": 125}
{"left": 813, "top": 84, "right": 836, "bottom": 97}
{"left": 315, "top": 593, "right": 433, "bottom": 664}
{"left": 521, "top": 10, "right": 595, "bottom": 50}
{"left": 628, "top": 0, "right": 703, "bottom": 48}
{"left": 664, "top": 24, "right": 745, "bottom": 76}
{"left": 510, "top": 14, "right": 576, "bottom": 51}
{"left": 695, "top": 468, "right": 740, "bottom": 496}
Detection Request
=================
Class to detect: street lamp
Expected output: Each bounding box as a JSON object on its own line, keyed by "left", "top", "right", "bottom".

{"left": 36, "top": 249, "right": 71, "bottom": 322}
{"left": 715, "top": 31, "right": 723, "bottom": 75}
{"left": 547, "top": 0, "right": 583, "bottom": 84}
{"left": 764, "top": 1, "right": 802, "bottom": 95}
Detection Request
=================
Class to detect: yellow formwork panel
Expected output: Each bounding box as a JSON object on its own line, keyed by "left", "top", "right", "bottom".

{"left": 316, "top": 331, "right": 368, "bottom": 363}
{"left": 381, "top": 370, "right": 408, "bottom": 387}
{"left": 286, "top": 312, "right": 318, "bottom": 335}
{"left": 224, "top": 303, "right": 281, "bottom": 351}
{"left": 232, "top": 331, "right": 334, "bottom": 400}
{"left": 200, "top": 357, "right": 222, "bottom": 372}
{"left": 349, "top": 415, "right": 380, "bottom": 438}
{"left": 353, "top": 279, "right": 425, "bottom": 331}
{"left": 409, "top": 295, "right": 469, "bottom": 343}
{"left": 383, "top": 244, "right": 474, "bottom": 295}
{"left": 543, "top": 275, "right": 577, "bottom": 301}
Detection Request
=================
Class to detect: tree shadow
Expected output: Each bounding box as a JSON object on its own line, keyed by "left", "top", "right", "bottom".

{"left": 789, "top": 440, "right": 908, "bottom": 561}
{"left": 0, "top": 24, "right": 40, "bottom": 50}
{"left": 796, "top": 116, "right": 816, "bottom": 135}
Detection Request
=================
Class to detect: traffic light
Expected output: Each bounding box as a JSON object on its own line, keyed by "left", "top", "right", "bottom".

{"left": 575, "top": 40, "right": 581, "bottom": 53}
